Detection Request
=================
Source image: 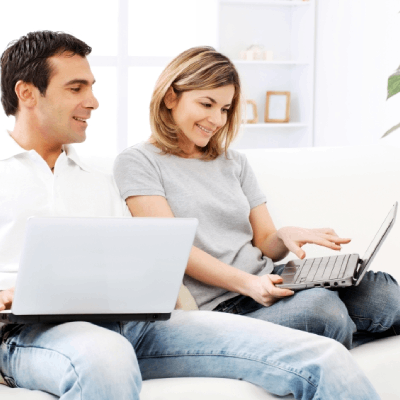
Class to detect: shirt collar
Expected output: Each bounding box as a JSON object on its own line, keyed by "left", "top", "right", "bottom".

{"left": 0, "top": 131, "right": 27, "bottom": 160}
{"left": 62, "top": 144, "right": 92, "bottom": 173}
{"left": 0, "top": 130, "right": 92, "bottom": 173}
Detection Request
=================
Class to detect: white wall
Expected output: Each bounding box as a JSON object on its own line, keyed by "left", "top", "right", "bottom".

{"left": 314, "top": 0, "right": 399, "bottom": 147}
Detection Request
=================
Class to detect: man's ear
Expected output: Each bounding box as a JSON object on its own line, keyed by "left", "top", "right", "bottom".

{"left": 164, "top": 87, "right": 178, "bottom": 110}
{"left": 14, "top": 80, "right": 37, "bottom": 110}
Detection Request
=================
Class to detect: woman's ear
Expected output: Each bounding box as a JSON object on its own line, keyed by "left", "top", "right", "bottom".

{"left": 164, "top": 87, "right": 177, "bottom": 109}
{"left": 14, "top": 80, "right": 37, "bottom": 110}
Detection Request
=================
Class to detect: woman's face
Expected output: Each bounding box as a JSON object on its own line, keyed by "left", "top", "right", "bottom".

{"left": 166, "top": 85, "right": 235, "bottom": 156}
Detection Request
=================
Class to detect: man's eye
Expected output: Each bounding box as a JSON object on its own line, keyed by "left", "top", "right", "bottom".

{"left": 71, "top": 87, "right": 80, "bottom": 92}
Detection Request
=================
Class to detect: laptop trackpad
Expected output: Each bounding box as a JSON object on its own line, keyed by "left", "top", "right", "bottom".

{"left": 280, "top": 274, "right": 295, "bottom": 284}
{"left": 282, "top": 266, "right": 297, "bottom": 275}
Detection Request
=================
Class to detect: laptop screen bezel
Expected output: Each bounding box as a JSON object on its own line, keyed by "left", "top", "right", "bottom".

{"left": 354, "top": 202, "right": 397, "bottom": 285}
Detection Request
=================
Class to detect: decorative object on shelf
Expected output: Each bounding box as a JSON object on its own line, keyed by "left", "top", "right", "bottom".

{"left": 265, "top": 91, "right": 291, "bottom": 123}
{"left": 240, "top": 45, "right": 273, "bottom": 61}
{"left": 243, "top": 100, "right": 258, "bottom": 124}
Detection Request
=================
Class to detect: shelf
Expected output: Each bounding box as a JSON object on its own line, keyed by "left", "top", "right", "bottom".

{"left": 220, "top": 0, "right": 311, "bottom": 6}
{"left": 233, "top": 60, "right": 310, "bottom": 65}
{"left": 219, "top": 0, "right": 315, "bottom": 148}
{"left": 243, "top": 123, "right": 308, "bottom": 128}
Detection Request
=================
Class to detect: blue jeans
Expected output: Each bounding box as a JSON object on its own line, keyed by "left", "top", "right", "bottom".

{"left": 214, "top": 267, "right": 400, "bottom": 350}
{"left": 0, "top": 310, "right": 379, "bottom": 399}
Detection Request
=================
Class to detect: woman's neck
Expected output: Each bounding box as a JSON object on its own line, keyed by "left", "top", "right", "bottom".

{"left": 148, "top": 138, "right": 204, "bottom": 159}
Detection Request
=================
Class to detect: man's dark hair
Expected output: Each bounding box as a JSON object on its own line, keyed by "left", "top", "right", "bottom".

{"left": 0, "top": 31, "right": 92, "bottom": 116}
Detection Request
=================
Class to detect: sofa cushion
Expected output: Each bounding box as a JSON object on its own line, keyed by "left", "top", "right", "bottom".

{"left": 0, "top": 378, "right": 289, "bottom": 400}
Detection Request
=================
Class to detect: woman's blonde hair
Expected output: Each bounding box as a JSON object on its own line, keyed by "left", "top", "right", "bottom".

{"left": 149, "top": 46, "right": 242, "bottom": 160}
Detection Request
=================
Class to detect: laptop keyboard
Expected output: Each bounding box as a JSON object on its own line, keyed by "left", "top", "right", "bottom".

{"left": 293, "top": 254, "right": 351, "bottom": 283}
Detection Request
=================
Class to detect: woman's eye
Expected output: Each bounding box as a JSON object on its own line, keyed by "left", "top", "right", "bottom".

{"left": 222, "top": 108, "right": 230, "bottom": 113}
{"left": 201, "top": 103, "right": 212, "bottom": 108}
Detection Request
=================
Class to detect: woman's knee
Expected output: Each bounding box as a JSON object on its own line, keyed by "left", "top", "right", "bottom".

{"left": 288, "top": 289, "right": 355, "bottom": 345}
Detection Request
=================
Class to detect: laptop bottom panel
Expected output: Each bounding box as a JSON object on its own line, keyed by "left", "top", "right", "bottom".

{"left": 277, "top": 276, "right": 354, "bottom": 291}
{"left": 1, "top": 313, "right": 171, "bottom": 324}
{"left": 276, "top": 254, "right": 360, "bottom": 291}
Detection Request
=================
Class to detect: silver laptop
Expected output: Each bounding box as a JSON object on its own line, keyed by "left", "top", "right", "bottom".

{"left": 1, "top": 216, "right": 198, "bottom": 323}
{"left": 276, "top": 202, "right": 397, "bottom": 291}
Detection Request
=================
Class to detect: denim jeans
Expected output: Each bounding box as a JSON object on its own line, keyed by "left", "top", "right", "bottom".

{"left": 214, "top": 266, "right": 400, "bottom": 350}
{"left": 0, "top": 310, "right": 379, "bottom": 399}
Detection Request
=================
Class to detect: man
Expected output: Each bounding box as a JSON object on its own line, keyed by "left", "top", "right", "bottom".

{"left": 0, "top": 31, "right": 380, "bottom": 399}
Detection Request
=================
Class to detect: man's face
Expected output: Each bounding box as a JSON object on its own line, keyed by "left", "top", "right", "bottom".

{"left": 34, "top": 53, "right": 99, "bottom": 145}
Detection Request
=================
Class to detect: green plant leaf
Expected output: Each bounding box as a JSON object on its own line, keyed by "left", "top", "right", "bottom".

{"left": 387, "top": 65, "right": 400, "bottom": 99}
{"left": 382, "top": 121, "right": 400, "bottom": 138}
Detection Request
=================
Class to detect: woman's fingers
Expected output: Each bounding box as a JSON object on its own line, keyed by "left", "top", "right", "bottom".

{"left": 282, "top": 238, "right": 306, "bottom": 259}
{"left": 263, "top": 275, "right": 294, "bottom": 298}
{"left": 322, "top": 233, "right": 351, "bottom": 244}
{"left": 313, "top": 237, "right": 343, "bottom": 250}
{"left": 278, "top": 226, "right": 351, "bottom": 258}
{"left": 299, "top": 230, "right": 350, "bottom": 248}
{"left": 249, "top": 275, "right": 294, "bottom": 307}
{"left": 268, "top": 274, "right": 283, "bottom": 283}
{"left": 314, "top": 228, "right": 351, "bottom": 243}
{"left": 310, "top": 233, "right": 351, "bottom": 251}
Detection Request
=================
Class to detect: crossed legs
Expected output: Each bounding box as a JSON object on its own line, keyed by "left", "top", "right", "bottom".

{"left": 218, "top": 269, "right": 400, "bottom": 349}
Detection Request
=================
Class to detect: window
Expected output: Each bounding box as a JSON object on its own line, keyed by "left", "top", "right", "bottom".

{"left": 0, "top": 0, "right": 218, "bottom": 157}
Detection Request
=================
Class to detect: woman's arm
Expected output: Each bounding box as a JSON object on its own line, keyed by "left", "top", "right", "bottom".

{"left": 250, "top": 203, "right": 351, "bottom": 262}
{"left": 126, "top": 195, "right": 294, "bottom": 307}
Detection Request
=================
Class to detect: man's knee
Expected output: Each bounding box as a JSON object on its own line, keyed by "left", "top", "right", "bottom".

{"left": 57, "top": 323, "right": 142, "bottom": 398}
{"left": 74, "top": 324, "right": 139, "bottom": 371}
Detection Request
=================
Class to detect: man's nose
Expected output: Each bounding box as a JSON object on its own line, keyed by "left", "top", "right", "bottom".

{"left": 83, "top": 91, "right": 99, "bottom": 110}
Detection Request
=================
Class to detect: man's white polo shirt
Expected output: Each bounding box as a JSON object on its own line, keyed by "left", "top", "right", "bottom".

{"left": 0, "top": 131, "right": 129, "bottom": 290}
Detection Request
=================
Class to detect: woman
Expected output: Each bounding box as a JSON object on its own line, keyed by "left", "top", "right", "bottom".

{"left": 114, "top": 46, "right": 400, "bottom": 350}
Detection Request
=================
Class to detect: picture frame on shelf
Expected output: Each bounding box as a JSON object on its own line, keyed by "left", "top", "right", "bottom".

{"left": 243, "top": 99, "right": 258, "bottom": 124}
{"left": 265, "top": 91, "right": 291, "bottom": 123}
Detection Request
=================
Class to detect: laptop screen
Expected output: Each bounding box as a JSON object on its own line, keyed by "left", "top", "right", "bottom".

{"left": 356, "top": 202, "right": 398, "bottom": 284}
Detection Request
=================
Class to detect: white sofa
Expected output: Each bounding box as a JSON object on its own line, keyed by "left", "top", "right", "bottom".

{"left": 1, "top": 144, "right": 400, "bottom": 399}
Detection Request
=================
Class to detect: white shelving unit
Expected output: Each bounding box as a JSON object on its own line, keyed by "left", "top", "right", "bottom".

{"left": 217, "top": 0, "right": 316, "bottom": 149}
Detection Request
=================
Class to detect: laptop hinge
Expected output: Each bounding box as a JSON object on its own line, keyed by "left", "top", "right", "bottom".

{"left": 352, "top": 258, "right": 363, "bottom": 283}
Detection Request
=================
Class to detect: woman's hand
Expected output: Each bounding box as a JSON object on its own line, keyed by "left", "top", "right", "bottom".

{"left": 277, "top": 227, "right": 351, "bottom": 259}
{"left": 245, "top": 274, "right": 294, "bottom": 307}
{"left": 0, "top": 287, "right": 14, "bottom": 311}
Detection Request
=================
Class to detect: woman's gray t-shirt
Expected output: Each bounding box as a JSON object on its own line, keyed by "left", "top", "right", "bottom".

{"left": 114, "top": 142, "right": 274, "bottom": 310}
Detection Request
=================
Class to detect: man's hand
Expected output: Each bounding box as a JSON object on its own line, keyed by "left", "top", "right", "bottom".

{"left": 246, "top": 274, "right": 294, "bottom": 307}
{"left": 0, "top": 288, "right": 14, "bottom": 311}
{"left": 277, "top": 227, "right": 351, "bottom": 259}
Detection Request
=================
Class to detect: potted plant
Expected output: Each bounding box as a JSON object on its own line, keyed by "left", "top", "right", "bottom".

{"left": 383, "top": 65, "right": 400, "bottom": 138}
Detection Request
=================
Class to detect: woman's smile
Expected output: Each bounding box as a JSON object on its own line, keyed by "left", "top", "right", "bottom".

{"left": 196, "top": 123, "right": 214, "bottom": 136}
